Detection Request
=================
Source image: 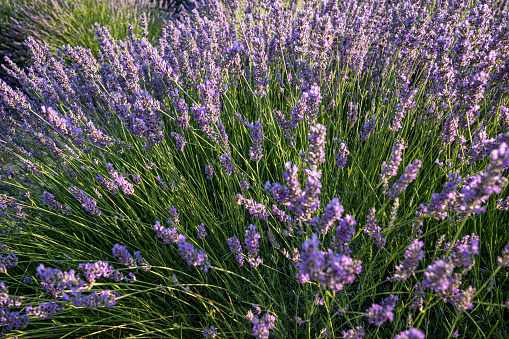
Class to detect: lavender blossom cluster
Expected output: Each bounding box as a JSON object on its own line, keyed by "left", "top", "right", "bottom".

{"left": 297, "top": 234, "right": 362, "bottom": 292}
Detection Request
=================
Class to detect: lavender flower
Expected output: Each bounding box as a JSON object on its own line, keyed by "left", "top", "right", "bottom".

{"left": 258, "top": 225, "right": 276, "bottom": 250}
{"left": 265, "top": 161, "right": 302, "bottom": 214}
{"left": 290, "top": 92, "right": 308, "bottom": 129}
{"left": 333, "top": 138, "right": 349, "bottom": 169}
{"left": 305, "top": 84, "right": 322, "bottom": 124}
{"left": 170, "top": 132, "right": 186, "bottom": 152}
{"left": 388, "top": 159, "right": 422, "bottom": 199}
{"left": 310, "top": 197, "right": 344, "bottom": 235}
{"left": 154, "top": 221, "right": 179, "bottom": 244}
{"left": 0, "top": 253, "right": 18, "bottom": 273}
{"left": 36, "top": 264, "right": 85, "bottom": 290}
{"left": 0, "top": 282, "right": 20, "bottom": 309}
{"left": 42, "top": 191, "right": 71, "bottom": 216}
{"left": 445, "top": 234, "right": 479, "bottom": 268}
{"left": 394, "top": 328, "right": 425, "bottom": 339}
{"left": 78, "top": 261, "right": 116, "bottom": 284}
{"left": 169, "top": 206, "right": 179, "bottom": 225}
{"left": 420, "top": 171, "right": 462, "bottom": 220}
{"left": 365, "top": 295, "right": 397, "bottom": 326}
{"left": 249, "top": 312, "right": 276, "bottom": 339}
{"left": 346, "top": 102, "right": 358, "bottom": 127}
{"left": 247, "top": 119, "right": 264, "bottom": 162}
{"left": 228, "top": 236, "right": 244, "bottom": 266}
{"left": 156, "top": 176, "right": 169, "bottom": 191}
{"left": 496, "top": 197, "right": 509, "bottom": 211}
{"left": 0, "top": 310, "right": 29, "bottom": 331}
{"left": 134, "top": 251, "right": 151, "bottom": 271}
{"left": 205, "top": 164, "right": 214, "bottom": 180}
{"left": 364, "top": 208, "right": 385, "bottom": 248}
{"left": 360, "top": 115, "right": 376, "bottom": 141}
{"left": 342, "top": 326, "right": 365, "bottom": 339}
{"left": 25, "top": 302, "right": 64, "bottom": 320}
{"left": 332, "top": 215, "right": 357, "bottom": 253}
{"left": 274, "top": 109, "right": 296, "bottom": 147}
{"left": 271, "top": 204, "right": 294, "bottom": 229}
{"left": 422, "top": 259, "right": 455, "bottom": 293}
{"left": 392, "top": 239, "right": 425, "bottom": 281}
{"left": 299, "top": 169, "right": 322, "bottom": 221}
{"left": 305, "top": 124, "right": 327, "bottom": 171}
{"left": 297, "top": 234, "right": 361, "bottom": 291}
{"left": 69, "top": 186, "right": 100, "bottom": 216}
{"left": 497, "top": 243, "right": 509, "bottom": 267}
{"left": 440, "top": 114, "right": 459, "bottom": 145}
{"left": 236, "top": 194, "right": 269, "bottom": 220}
{"left": 112, "top": 244, "right": 135, "bottom": 268}
{"left": 454, "top": 285, "right": 476, "bottom": 312}
{"left": 174, "top": 98, "right": 191, "bottom": 130}
{"left": 202, "top": 325, "right": 218, "bottom": 338}
{"left": 245, "top": 224, "right": 262, "bottom": 268}
{"left": 380, "top": 140, "right": 406, "bottom": 189}
{"left": 62, "top": 289, "right": 117, "bottom": 309}
{"left": 176, "top": 235, "right": 210, "bottom": 273}
{"left": 456, "top": 142, "right": 509, "bottom": 215}
{"left": 197, "top": 223, "right": 207, "bottom": 240}
{"left": 132, "top": 174, "right": 142, "bottom": 185}
{"left": 219, "top": 153, "right": 236, "bottom": 176}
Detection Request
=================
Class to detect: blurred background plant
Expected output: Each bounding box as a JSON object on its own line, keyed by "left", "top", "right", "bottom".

{"left": 0, "top": 0, "right": 175, "bottom": 88}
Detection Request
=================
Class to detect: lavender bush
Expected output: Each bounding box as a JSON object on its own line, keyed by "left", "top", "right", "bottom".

{"left": 0, "top": 0, "right": 508, "bottom": 337}
{"left": 0, "top": 0, "right": 169, "bottom": 87}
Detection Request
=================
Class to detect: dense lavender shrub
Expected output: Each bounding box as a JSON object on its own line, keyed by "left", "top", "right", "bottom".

{"left": 0, "top": 0, "right": 508, "bottom": 337}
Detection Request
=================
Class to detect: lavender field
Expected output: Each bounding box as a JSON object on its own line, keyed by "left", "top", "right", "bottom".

{"left": 0, "top": 0, "right": 508, "bottom": 337}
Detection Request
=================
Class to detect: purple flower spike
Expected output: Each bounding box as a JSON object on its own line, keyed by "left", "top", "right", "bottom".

{"left": 305, "top": 124, "right": 327, "bottom": 171}
{"left": 392, "top": 239, "right": 424, "bottom": 281}
{"left": 342, "top": 326, "right": 365, "bottom": 339}
{"left": 297, "top": 234, "right": 361, "bottom": 291}
{"left": 36, "top": 264, "right": 85, "bottom": 290}
{"left": 388, "top": 159, "right": 422, "bottom": 199}
{"left": 69, "top": 186, "right": 100, "bottom": 216}
{"left": 205, "top": 164, "right": 214, "bottom": 180}
{"left": 394, "top": 328, "right": 425, "bottom": 339}
{"left": 360, "top": 115, "right": 376, "bottom": 141}
{"left": 170, "top": 132, "right": 186, "bottom": 152}
{"left": 245, "top": 224, "right": 262, "bottom": 268}
{"left": 78, "top": 261, "right": 116, "bottom": 284}
{"left": 197, "top": 223, "right": 207, "bottom": 239}
{"left": 228, "top": 236, "right": 244, "bottom": 266}
{"left": 202, "top": 325, "right": 218, "bottom": 338}
{"left": 333, "top": 138, "right": 349, "bottom": 169}
{"left": 237, "top": 194, "right": 269, "bottom": 220}
{"left": 42, "top": 191, "right": 72, "bottom": 216}
{"left": 153, "top": 221, "right": 179, "bottom": 244}
{"left": 310, "top": 197, "right": 344, "bottom": 235}
{"left": 0, "top": 253, "right": 18, "bottom": 273}
{"left": 422, "top": 259, "right": 455, "bottom": 293}
{"left": 365, "top": 295, "right": 397, "bottom": 326}
{"left": 26, "top": 302, "right": 64, "bottom": 320}
{"left": 247, "top": 119, "right": 264, "bottom": 162}
{"left": 346, "top": 102, "right": 358, "bottom": 127}
{"left": 364, "top": 208, "right": 385, "bottom": 248}
{"left": 249, "top": 312, "right": 276, "bottom": 339}
{"left": 112, "top": 244, "right": 135, "bottom": 268}
{"left": 381, "top": 140, "right": 406, "bottom": 184}
{"left": 497, "top": 243, "right": 509, "bottom": 267}
{"left": 176, "top": 235, "right": 210, "bottom": 273}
